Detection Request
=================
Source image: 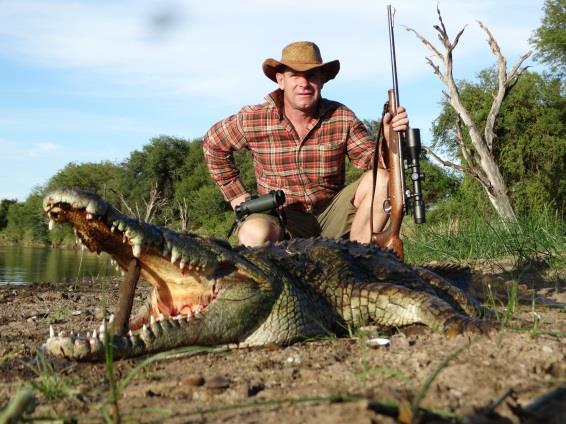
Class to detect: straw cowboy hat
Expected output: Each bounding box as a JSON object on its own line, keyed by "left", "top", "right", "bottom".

{"left": 262, "top": 41, "right": 340, "bottom": 83}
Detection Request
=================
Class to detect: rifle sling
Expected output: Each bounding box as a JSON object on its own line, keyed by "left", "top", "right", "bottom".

{"left": 369, "top": 104, "right": 389, "bottom": 243}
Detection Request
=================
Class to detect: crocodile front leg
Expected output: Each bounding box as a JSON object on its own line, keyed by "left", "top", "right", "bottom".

{"left": 338, "top": 282, "right": 493, "bottom": 335}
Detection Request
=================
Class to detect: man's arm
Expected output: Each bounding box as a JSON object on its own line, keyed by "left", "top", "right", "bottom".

{"left": 203, "top": 114, "right": 250, "bottom": 206}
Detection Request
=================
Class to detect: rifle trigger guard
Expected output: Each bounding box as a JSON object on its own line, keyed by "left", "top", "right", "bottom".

{"left": 383, "top": 199, "right": 392, "bottom": 214}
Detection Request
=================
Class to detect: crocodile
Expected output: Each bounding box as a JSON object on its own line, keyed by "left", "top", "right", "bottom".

{"left": 42, "top": 188, "right": 492, "bottom": 361}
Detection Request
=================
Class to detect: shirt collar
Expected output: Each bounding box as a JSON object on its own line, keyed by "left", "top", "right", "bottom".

{"left": 265, "top": 89, "right": 336, "bottom": 121}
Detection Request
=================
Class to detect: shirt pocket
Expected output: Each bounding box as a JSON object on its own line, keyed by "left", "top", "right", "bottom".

{"left": 301, "top": 141, "right": 344, "bottom": 184}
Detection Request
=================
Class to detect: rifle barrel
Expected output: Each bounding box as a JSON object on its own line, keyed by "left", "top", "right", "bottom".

{"left": 387, "top": 5, "right": 399, "bottom": 109}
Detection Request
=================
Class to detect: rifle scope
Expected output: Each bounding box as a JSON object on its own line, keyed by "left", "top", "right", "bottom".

{"left": 406, "top": 128, "right": 425, "bottom": 224}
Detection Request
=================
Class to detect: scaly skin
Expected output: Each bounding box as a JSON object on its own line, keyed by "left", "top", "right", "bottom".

{"left": 42, "top": 189, "right": 491, "bottom": 361}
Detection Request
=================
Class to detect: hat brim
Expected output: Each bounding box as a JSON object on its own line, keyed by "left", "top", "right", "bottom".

{"left": 262, "top": 58, "right": 340, "bottom": 83}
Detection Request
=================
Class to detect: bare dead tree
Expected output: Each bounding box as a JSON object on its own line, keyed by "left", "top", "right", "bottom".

{"left": 143, "top": 182, "right": 167, "bottom": 223}
{"left": 405, "top": 6, "right": 531, "bottom": 221}
{"left": 110, "top": 181, "right": 167, "bottom": 223}
{"left": 177, "top": 198, "right": 189, "bottom": 233}
{"left": 111, "top": 189, "right": 138, "bottom": 218}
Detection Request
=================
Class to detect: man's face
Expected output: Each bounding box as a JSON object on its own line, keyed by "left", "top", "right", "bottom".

{"left": 276, "top": 68, "right": 324, "bottom": 114}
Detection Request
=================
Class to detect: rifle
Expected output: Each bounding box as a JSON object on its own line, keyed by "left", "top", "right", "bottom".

{"left": 370, "top": 5, "right": 425, "bottom": 259}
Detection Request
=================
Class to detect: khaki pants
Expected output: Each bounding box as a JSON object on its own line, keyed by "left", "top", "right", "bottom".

{"left": 237, "top": 177, "right": 362, "bottom": 240}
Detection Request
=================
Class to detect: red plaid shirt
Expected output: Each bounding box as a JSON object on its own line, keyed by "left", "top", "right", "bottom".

{"left": 203, "top": 89, "right": 377, "bottom": 214}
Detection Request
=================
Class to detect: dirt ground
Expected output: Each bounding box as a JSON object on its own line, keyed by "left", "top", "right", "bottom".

{"left": 0, "top": 261, "right": 564, "bottom": 423}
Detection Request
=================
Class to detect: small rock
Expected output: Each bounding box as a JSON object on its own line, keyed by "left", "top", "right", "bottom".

{"left": 205, "top": 375, "right": 230, "bottom": 393}
{"left": 286, "top": 355, "right": 301, "bottom": 365}
{"left": 94, "top": 307, "right": 109, "bottom": 321}
{"left": 367, "top": 337, "right": 390, "bottom": 348}
{"left": 247, "top": 382, "right": 265, "bottom": 397}
{"left": 542, "top": 345, "right": 553, "bottom": 354}
{"left": 145, "top": 389, "right": 160, "bottom": 397}
{"left": 71, "top": 310, "right": 82, "bottom": 316}
{"left": 547, "top": 362, "right": 566, "bottom": 378}
{"left": 183, "top": 375, "right": 205, "bottom": 387}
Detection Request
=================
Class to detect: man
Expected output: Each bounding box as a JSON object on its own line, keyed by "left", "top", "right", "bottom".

{"left": 203, "top": 41, "right": 409, "bottom": 246}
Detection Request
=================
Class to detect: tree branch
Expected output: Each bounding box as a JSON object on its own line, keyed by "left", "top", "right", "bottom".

{"left": 404, "top": 26, "right": 444, "bottom": 62}
{"left": 478, "top": 21, "right": 532, "bottom": 151}
{"left": 422, "top": 146, "right": 464, "bottom": 173}
{"left": 110, "top": 188, "right": 138, "bottom": 218}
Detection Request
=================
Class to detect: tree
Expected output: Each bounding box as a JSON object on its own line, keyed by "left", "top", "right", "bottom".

{"left": 529, "top": 0, "right": 566, "bottom": 77}
{"left": 407, "top": 7, "right": 532, "bottom": 221}
{"left": 44, "top": 161, "right": 126, "bottom": 206}
{"left": 0, "top": 199, "right": 17, "bottom": 231}
{"left": 433, "top": 69, "right": 565, "bottom": 218}
{"left": 120, "top": 136, "right": 192, "bottom": 224}
{"left": 4, "top": 191, "right": 48, "bottom": 243}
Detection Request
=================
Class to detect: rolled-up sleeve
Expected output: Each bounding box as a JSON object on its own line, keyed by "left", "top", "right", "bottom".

{"left": 203, "top": 113, "right": 249, "bottom": 201}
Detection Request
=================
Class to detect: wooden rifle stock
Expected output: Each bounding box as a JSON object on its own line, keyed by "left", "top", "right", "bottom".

{"left": 370, "top": 89, "right": 405, "bottom": 259}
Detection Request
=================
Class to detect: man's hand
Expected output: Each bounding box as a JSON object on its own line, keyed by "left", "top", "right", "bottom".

{"left": 383, "top": 106, "right": 409, "bottom": 143}
{"left": 230, "top": 194, "right": 249, "bottom": 210}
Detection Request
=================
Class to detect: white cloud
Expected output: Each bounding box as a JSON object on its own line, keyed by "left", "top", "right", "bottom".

{"left": 0, "top": 0, "right": 542, "bottom": 100}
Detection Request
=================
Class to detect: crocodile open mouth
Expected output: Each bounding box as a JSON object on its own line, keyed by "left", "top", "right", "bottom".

{"left": 41, "top": 189, "right": 251, "bottom": 359}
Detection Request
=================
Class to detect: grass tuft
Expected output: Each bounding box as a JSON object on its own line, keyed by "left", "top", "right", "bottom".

{"left": 27, "top": 352, "right": 76, "bottom": 401}
{"left": 404, "top": 213, "right": 565, "bottom": 266}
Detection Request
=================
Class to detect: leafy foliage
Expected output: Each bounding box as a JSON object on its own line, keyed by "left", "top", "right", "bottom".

{"left": 44, "top": 161, "right": 125, "bottom": 206}
{"left": 0, "top": 199, "right": 17, "bottom": 230}
{"left": 529, "top": 0, "right": 566, "bottom": 77}
{"left": 4, "top": 192, "right": 48, "bottom": 243}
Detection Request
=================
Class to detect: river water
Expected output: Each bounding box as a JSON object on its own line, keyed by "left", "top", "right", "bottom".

{"left": 0, "top": 245, "right": 118, "bottom": 285}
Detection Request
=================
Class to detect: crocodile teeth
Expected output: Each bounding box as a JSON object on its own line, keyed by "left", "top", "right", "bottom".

{"left": 179, "top": 259, "right": 186, "bottom": 271}
{"left": 150, "top": 316, "right": 156, "bottom": 325}
{"left": 171, "top": 250, "right": 180, "bottom": 264}
{"left": 158, "top": 313, "right": 165, "bottom": 321}
{"left": 48, "top": 219, "right": 55, "bottom": 231}
{"left": 86, "top": 213, "right": 93, "bottom": 220}
{"left": 108, "top": 314, "right": 115, "bottom": 325}
{"left": 49, "top": 325, "right": 55, "bottom": 338}
{"left": 128, "top": 330, "right": 133, "bottom": 337}
{"left": 99, "top": 319, "right": 107, "bottom": 334}
{"left": 132, "top": 244, "right": 141, "bottom": 258}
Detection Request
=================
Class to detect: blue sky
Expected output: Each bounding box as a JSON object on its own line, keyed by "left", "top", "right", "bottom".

{"left": 0, "top": 0, "right": 545, "bottom": 200}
